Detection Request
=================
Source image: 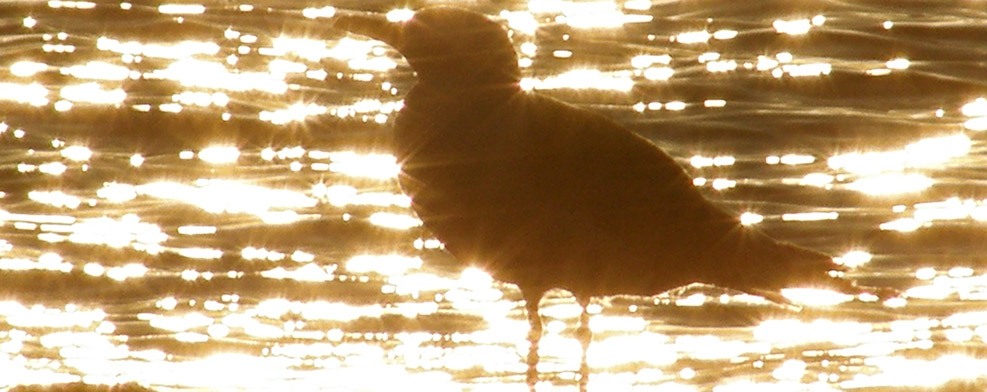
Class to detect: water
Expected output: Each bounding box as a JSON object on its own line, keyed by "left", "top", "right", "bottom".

{"left": 2, "top": 1, "right": 987, "bottom": 391}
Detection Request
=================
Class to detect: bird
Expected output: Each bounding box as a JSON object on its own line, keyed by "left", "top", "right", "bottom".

{"left": 331, "top": 7, "right": 895, "bottom": 391}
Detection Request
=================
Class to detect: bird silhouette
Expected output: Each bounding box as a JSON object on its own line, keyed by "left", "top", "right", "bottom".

{"left": 332, "top": 7, "right": 893, "bottom": 390}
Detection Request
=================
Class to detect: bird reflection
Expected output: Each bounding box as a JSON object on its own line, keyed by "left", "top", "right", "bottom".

{"left": 333, "top": 7, "right": 894, "bottom": 391}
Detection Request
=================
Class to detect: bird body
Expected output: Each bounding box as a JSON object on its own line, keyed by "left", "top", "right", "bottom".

{"left": 395, "top": 84, "right": 845, "bottom": 300}
{"left": 332, "top": 7, "right": 884, "bottom": 390}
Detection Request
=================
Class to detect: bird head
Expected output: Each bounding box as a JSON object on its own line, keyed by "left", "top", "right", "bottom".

{"left": 333, "top": 7, "right": 521, "bottom": 90}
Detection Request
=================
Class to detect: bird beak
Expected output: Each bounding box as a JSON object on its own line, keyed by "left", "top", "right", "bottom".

{"left": 332, "top": 12, "right": 402, "bottom": 48}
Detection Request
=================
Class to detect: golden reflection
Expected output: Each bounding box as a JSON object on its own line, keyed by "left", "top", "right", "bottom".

{"left": 709, "top": 178, "right": 736, "bottom": 190}
{"left": 829, "top": 134, "right": 970, "bottom": 175}
{"left": 40, "top": 162, "right": 69, "bottom": 175}
{"left": 699, "top": 52, "right": 720, "bottom": 63}
{"left": 241, "top": 246, "right": 286, "bottom": 261}
{"left": 345, "top": 254, "right": 423, "bottom": 276}
{"left": 37, "top": 214, "right": 167, "bottom": 252}
{"left": 302, "top": 6, "right": 336, "bottom": 19}
{"left": 269, "top": 58, "right": 306, "bottom": 74}
{"left": 157, "top": 4, "right": 205, "bottom": 14}
{"left": 176, "top": 247, "right": 223, "bottom": 259}
{"left": 96, "top": 182, "right": 137, "bottom": 202}
{"left": 840, "top": 355, "right": 987, "bottom": 389}
{"left": 777, "top": 63, "right": 831, "bottom": 78}
{"left": 368, "top": 212, "right": 422, "bottom": 230}
{"left": 675, "top": 334, "right": 769, "bottom": 361}
{"left": 740, "top": 212, "right": 764, "bottom": 226}
{"left": 521, "top": 69, "right": 634, "bottom": 92}
{"left": 97, "top": 37, "right": 219, "bottom": 59}
{"left": 713, "top": 30, "right": 738, "bottom": 40}
{"left": 962, "top": 97, "right": 987, "bottom": 117}
{"left": 782, "top": 173, "right": 834, "bottom": 188}
{"left": 197, "top": 146, "right": 240, "bottom": 164}
{"left": 48, "top": 1, "right": 96, "bottom": 9}
{"left": 879, "top": 218, "right": 922, "bottom": 232}
{"left": 781, "top": 288, "right": 853, "bottom": 306}
{"left": 386, "top": 9, "right": 415, "bottom": 22}
{"left": 756, "top": 55, "right": 779, "bottom": 71}
{"left": 260, "top": 103, "right": 327, "bottom": 124}
{"left": 697, "top": 52, "right": 720, "bottom": 64}
{"left": 149, "top": 312, "right": 213, "bottom": 332}
{"left": 0, "top": 252, "right": 72, "bottom": 273}
{"left": 0, "top": 210, "right": 76, "bottom": 224}
{"left": 42, "top": 43, "right": 76, "bottom": 53}
{"left": 847, "top": 173, "right": 933, "bottom": 195}
{"left": 106, "top": 264, "right": 149, "bottom": 281}
{"left": 772, "top": 18, "right": 814, "bottom": 35}
{"left": 28, "top": 190, "right": 81, "bottom": 209}
{"left": 706, "top": 60, "right": 737, "bottom": 73}
{"left": 499, "top": 11, "right": 538, "bottom": 35}
{"left": 53, "top": 100, "right": 72, "bottom": 112}
{"left": 673, "top": 30, "right": 711, "bottom": 44}
{"left": 62, "top": 61, "right": 131, "bottom": 80}
{"left": 769, "top": 154, "right": 816, "bottom": 165}
{"left": 59, "top": 145, "right": 92, "bottom": 161}
{"left": 905, "top": 270, "right": 987, "bottom": 300}
{"left": 146, "top": 59, "right": 287, "bottom": 94}
{"left": 631, "top": 54, "right": 670, "bottom": 69}
{"left": 690, "top": 155, "right": 735, "bottom": 168}
{"left": 963, "top": 98, "right": 987, "bottom": 131}
{"left": 964, "top": 117, "right": 987, "bottom": 131}
{"left": 866, "top": 68, "right": 892, "bottom": 76}
{"left": 314, "top": 184, "right": 411, "bottom": 207}
{"left": 261, "top": 263, "right": 335, "bottom": 282}
{"left": 828, "top": 134, "right": 970, "bottom": 195}
{"left": 132, "top": 180, "right": 316, "bottom": 222}
{"left": 552, "top": 49, "right": 573, "bottom": 59}
{"left": 0, "top": 302, "right": 106, "bottom": 328}
{"left": 525, "top": 1, "right": 652, "bottom": 28}
{"left": 326, "top": 151, "right": 400, "bottom": 179}
{"left": 665, "top": 101, "right": 686, "bottom": 111}
{"left": 880, "top": 197, "right": 987, "bottom": 232}
{"left": 781, "top": 212, "right": 838, "bottom": 221}
{"left": 755, "top": 319, "right": 879, "bottom": 350}
{"left": 624, "top": 0, "right": 651, "bottom": 10}
{"left": 173, "top": 91, "right": 229, "bottom": 107}
{"left": 83, "top": 262, "right": 104, "bottom": 277}
{"left": 11, "top": 61, "right": 47, "bottom": 77}
{"left": 0, "top": 82, "right": 50, "bottom": 106}
{"left": 642, "top": 66, "right": 674, "bottom": 81}
{"left": 886, "top": 58, "right": 910, "bottom": 70}
{"left": 272, "top": 37, "right": 397, "bottom": 72}
{"left": 833, "top": 250, "right": 872, "bottom": 268}
{"left": 59, "top": 83, "right": 126, "bottom": 104}
{"left": 588, "top": 315, "right": 645, "bottom": 333}
{"left": 255, "top": 299, "right": 385, "bottom": 322}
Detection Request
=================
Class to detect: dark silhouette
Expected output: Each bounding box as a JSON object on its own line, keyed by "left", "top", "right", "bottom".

{"left": 333, "top": 7, "right": 893, "bottom": 390}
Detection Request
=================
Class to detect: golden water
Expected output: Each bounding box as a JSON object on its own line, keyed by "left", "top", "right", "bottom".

{"left": 2, "top": 1, "right": 987, "bottom": 391}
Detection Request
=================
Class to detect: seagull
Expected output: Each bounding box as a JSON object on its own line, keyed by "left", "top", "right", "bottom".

{"left": 332, "top": 7, "right": 895, "bottom": 390}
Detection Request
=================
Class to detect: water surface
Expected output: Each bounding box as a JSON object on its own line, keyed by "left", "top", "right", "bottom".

{"left": 2, "top": 1, "right": 987, "bottom": 391}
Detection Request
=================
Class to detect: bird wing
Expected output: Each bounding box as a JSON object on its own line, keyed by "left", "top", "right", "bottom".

{"left": 513, "top": 93, "right": 852, "bottom": 296}
{"left": 504, "top": 93, "right": 754, "bottom": 294}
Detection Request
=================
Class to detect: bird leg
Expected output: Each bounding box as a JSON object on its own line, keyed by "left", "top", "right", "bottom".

{"left": 523, "top": 290, "right": 544, "bottom": 391}
{"left": 576, "top": 296, "right": 592, "bottom": 392}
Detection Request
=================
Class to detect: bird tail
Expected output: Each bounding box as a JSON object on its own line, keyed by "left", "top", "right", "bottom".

{"left": 765, "top": 239, "right": 903, "bottom": 303}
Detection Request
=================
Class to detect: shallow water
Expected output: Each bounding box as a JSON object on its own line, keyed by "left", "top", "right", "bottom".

{"left": 2, "top": 1, "right": 987, "bottom": 391}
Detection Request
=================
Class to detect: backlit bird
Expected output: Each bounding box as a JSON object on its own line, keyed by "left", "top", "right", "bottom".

{"left": 332, "top": 7, "right": 892, "bottom": 390}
